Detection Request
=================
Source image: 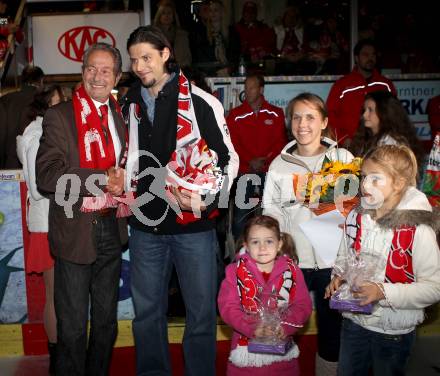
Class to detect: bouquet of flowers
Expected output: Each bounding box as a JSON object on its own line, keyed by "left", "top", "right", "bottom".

{"left": 293, "top": 156, "right": 362, "bottom": 216}
{"left": 330, "top": 249, "right": 386, "bottom": 314}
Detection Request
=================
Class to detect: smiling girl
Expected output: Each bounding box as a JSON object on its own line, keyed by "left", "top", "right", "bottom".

{"left": 263, "top": 92, "right": 354, "bottom": 374}
{"left": 218, "top": 215, "right": 312, "bottom": 375}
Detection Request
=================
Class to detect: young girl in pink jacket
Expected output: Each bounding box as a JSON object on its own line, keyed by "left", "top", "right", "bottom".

{"left": 218, "top": 215, "right": 312, "bottom": 375}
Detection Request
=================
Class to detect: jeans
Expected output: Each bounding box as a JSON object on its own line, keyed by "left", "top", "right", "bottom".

{"left": 54, "top": 215, "right": 122, "bottom": 376}
{"left": 302, "top": 268, "right": 342, "bottom": 362}
{"left": 338, "top": 318, "right": 415, "bottom": 376}
{"left": 129, "top": 228, "right": 218, "bottom": 376}
{"left": 232, "top": 173, "right": 265, "bottom": 240}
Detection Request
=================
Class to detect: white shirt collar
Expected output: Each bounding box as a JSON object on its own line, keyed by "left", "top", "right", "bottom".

{"left": 91, "top": 98, "right": 110, "bottom": 114}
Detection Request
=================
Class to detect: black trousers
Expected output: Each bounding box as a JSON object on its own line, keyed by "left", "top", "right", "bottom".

{"left": 302, "top": 267, "right": 342, "bottom": 362}
{"left": 54, "top": 215, "right": 122, "bottom": 376}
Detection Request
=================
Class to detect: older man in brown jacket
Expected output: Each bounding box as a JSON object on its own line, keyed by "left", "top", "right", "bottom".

{"left": 36, "top": 43, "right": 127, "bottom": 376}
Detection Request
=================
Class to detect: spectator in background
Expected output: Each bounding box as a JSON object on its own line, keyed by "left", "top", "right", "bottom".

{"left": 308, "top": 12, "right": 349, "bottom": 74}
{"left": 427, "top": 94, "right": 440, "bottom": 148}
{"left": 0, "top": 0, "right": 22, "bottom": 42}
{"left": 153, "top": 2, "right": 191, "bottom": 68}
{"left": 190, "top": 0, "right": 210, "bottom": 36}
{"left": 227, "top": 73, "right": 287, "bottom": 239}
{"left": 16, "top": 85, "right": 66, "bottom": 375}
{"left": 326, "top": 39, "right": 396, "bottom": 147}
{"left": 0, "top": 65, "right": 45, "bottom": 169}
{"left": 234, "top": 0, "right": 276, "bottom": 64}
{"left": 274, "top": 5, "right": 313, "bottom": 75}
{"left": 350, "top": 90, "right": 425, "bottom": 178}
{"left": 191, "top": 0, "right": 238, "bottom": 76}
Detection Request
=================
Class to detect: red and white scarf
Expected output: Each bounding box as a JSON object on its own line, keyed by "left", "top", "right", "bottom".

{"left": 73, "top": 85, "right": 130, "bottom": 217}
{"left": 125, "top": 71, "right": 223, "bottom": 224}
{"left": 350, "top": 212, "right": 415, "bottom": 284}
{"left": 236, "top": 256, "right": 297, "bottom": 346}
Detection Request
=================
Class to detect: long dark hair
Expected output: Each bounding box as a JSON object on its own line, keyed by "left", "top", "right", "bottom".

{"left": 126, "top": 25, "right": 178, "bottom": 73}
{"left": 350, "top": 90, "right": 424, "bottom": 167}
{"left": 24, "top": 85, "right": 65, "bottom": 125}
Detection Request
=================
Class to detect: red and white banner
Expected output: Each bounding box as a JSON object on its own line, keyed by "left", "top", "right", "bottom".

{"left": 31, "top": 12, "right": 140, "bottom": 74}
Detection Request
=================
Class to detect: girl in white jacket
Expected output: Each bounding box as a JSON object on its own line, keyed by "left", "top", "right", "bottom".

{"left": 326, "top": 145, "right": 440, "bottom": 376}
{"left": 263, "top": 92, "right": 354, "bottom": 375}
{"left": 16, "top": 85, "right": 65, "bottom": 374}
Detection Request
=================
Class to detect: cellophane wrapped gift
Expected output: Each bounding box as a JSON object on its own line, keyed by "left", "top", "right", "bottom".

{"left": 330, "top": 251, "right": 386, "bottom": 314}
{"left": 248, "top": 293, "right": 293, "bottom": 355}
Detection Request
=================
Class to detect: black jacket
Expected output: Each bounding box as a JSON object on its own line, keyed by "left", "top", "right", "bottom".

{"left": 122, "top": 71, "right": 238, "bottom": 235}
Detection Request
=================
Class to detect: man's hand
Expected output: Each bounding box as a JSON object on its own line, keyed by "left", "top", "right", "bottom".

{"left": 170, "top": 186, "right": 207, "bottom": 212}
{"left": 106, "top": 167, "right": 125, "bottom": 196}
{"left": 248, "top": 157, "right": 266, "bottom": 173}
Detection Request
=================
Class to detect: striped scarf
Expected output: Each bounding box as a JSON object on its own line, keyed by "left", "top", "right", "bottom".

{"left": 236, "top": 256, "right": 297, "bottom": 346}
{"left": 351, "top": 212, "right": 415, "bottom": 283}
{"left": 73, "top": 85, "right": 130, "bottom": 217}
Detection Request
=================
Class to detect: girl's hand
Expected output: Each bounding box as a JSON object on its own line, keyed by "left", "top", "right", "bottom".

{"left": 274, "top": 325, "right": 286, "bottom": 340}
{"left": 353, "top": 282, "right": 385, "bottom": 306}
{"left": 254, "top": 324, "right": 285, "bottom": 339}
{"left": 254, "top": 323, "right": 268, "bottom": 338}
{"left": 324, "top": 276, "right": 344, "bottom": 298}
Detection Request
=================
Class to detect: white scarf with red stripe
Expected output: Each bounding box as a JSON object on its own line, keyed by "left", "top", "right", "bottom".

{"left": 125, "top": 71, "right": 223, "bottom": 223}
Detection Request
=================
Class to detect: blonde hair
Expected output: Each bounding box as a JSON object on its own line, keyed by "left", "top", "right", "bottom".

{"left": 206, "top": 0, "right": 229, "bottom": 45}
{"left": 363, "top": 144, "right": 418, "bottom": 187}
{"left": 153, "top": 3, "right": 181, "bottom": 28}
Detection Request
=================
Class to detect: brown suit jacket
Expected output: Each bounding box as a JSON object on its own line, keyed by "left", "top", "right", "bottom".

{"left": 36, "top": 100, "right": 128, "bottom": 264}
{"left": 0, "top": 85, "right": 38, "bottom": 169}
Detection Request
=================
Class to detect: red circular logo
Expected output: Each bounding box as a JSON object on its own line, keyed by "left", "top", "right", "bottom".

{"left": 58, "top": 26, "right": 116, "bottom": 62}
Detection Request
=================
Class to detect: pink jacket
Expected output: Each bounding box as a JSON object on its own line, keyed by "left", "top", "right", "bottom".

{"left": 218, "top": 253, "right": 312, "bottom": 354}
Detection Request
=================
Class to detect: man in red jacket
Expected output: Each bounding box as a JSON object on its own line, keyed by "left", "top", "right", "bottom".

{"left": 227, "top": 73, "right": 287, "bottom": 238}
{"left": 326, "top": 39, "right": 397, "bottom": 146}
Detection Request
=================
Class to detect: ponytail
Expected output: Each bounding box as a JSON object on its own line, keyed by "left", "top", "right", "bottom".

{"left": 280, "top": 232, "right": 298, "bottom": 263}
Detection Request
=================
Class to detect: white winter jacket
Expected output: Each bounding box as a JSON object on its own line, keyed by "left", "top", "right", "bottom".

{"left": 16, "top": 117, "right": 49, "bottom": 232}
{"left": 263, "top": 137, "right": 354, "bottom": 269}
{"left": 334, "top": 187, "right": 440, "bottom": 335}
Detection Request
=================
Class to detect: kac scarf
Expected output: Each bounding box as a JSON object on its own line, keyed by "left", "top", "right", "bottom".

{"left": 350, "top": 212, "right": 415, "bottom": 284}
{"left": 73, "top": 85, "right": 130, "bottom": 217}
{"left": 125, "top": 71, "right": 223, "bottom": 224}
{"left": 236, "top": 256, "right": 297, "bottom": 346}
{"left": 229, "top": 256, "right": 301, "bottom": 368}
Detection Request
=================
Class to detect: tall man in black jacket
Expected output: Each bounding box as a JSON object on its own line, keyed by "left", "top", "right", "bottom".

{"left": 123, "top": 26, "right": 238, "bottom": 375}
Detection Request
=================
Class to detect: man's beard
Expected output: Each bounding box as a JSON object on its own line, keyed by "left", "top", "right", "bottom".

{"left": 142, "top": 78, "right": 156, "bottom": 88}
